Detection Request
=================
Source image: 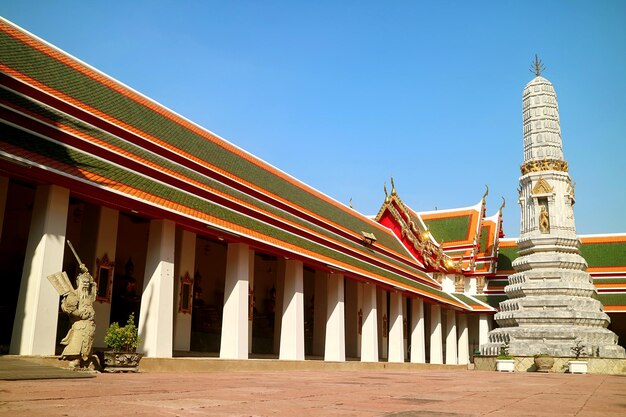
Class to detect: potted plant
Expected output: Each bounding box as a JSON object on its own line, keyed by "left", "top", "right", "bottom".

{"left": 495, "top": 342, "right": 515, "bottom": 372}
{"left": 568, "top": 340, "right": 588, "bottom": 374}
{"left": 103, "top": 313, "right": 143, "bottom": 372}
{"left": 533, "top": 353, "right": 554, "bottom": 372}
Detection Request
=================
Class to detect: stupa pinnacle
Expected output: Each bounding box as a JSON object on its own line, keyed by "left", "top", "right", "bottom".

{"left": 530, "top": 53, "right": 545, "bottom": 77}
{"left": 482, "top": 60, "right": 625, "bottom": 357}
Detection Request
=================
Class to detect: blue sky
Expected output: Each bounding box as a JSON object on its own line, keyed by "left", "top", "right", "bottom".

{"left": 3, "top": 1, "right": 625, "bottom": 235}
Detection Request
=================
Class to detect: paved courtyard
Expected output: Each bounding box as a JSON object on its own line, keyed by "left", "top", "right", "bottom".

{"left": 1, "top": 367, "right": 626, "bottom": 417}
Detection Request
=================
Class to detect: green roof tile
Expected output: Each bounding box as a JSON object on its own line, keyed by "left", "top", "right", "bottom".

{"left": 451, "top": 293, "right": 491, "bottom": 309}
{"left": 0, "top": 87, "right": 417, "bottom": 275}
{"left": 580, "top": 242, "right": 626, "bottom": 268}
{"left": 423, "top": 215, "right": 470, "bottom": 243}
{"left": 478, "top": 226, "right": 489, "bottom": 253}
{"left": 597, "top": 293, "right": 626, "bottom": 307}
{"left": 0, "top": 29, "right": 409, "bottom": 258}
{"left": 473, "top": 294, "right": 507, "bottom": 309}
{"left": 1, "top": 121, "right": 459, "bottom": 303}
{"left": 497, "top": 245, "right": 518, "bottom": 271}
{"left": 594, "top": 277, "right": 626, "bottom": 285}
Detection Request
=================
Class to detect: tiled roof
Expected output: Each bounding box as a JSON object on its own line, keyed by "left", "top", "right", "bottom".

{"left": 0, "top": 23, "right": 408, "bottom": 256}
{"left": 419, "top": 207, "right": 478, "bottom": 246}
{"left": 473, "top": 294, "right": 507, "bottom": 309}
{"left": 374, "top": 185, "right": 504, "bottom": 276}
{"left": 450, "top": 293, "right": 495, "bottom": 312}
{"left": 495, "top": 239, "right": 517, "bottom": 273}
{"left": 495, "top": 235, "right": 626, "bottom": 275}
{"left": 477, "top": 292, "right": 626, "bottom": 310}
{"left": 484, "top": 278, "right": 508, "bottom": 293}
{"left": 0, "top": 18, "right": 469, "bottom": 308}
{"left": 374, "top": 191, "right": 466, "bottom": 274}
{"left": 579, "top": 235, "right": 626, "bottom": 272}
{"left": 597, "top": 293, "right": 626, "bottom": 312}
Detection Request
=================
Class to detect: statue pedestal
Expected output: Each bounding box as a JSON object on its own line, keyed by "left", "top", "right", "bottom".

{"left": 103, "top": 351, "right": 143, "bottom": 373}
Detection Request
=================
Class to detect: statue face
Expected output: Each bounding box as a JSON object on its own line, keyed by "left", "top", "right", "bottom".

{"left": 78, "top": 273, "right": 91, "bottom": 289}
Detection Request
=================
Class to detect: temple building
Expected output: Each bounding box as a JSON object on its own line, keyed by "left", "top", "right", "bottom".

{"left": 0, "top": 18, "right": 624, "bottom": 364}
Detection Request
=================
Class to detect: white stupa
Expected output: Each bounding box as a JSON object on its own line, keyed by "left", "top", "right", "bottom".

{"left": 483, "top": 57, "right": 625, "bottom": 357}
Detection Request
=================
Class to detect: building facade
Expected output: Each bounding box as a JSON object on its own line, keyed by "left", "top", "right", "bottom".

{"left": 0, "top": 18, "right": 624, "bottom": 362}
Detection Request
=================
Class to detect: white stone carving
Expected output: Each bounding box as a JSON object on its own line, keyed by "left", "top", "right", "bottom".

{"left": 482, "top": 74, "right": 625, "bottom": 358}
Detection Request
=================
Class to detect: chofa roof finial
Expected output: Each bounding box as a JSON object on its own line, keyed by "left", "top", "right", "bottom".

{"left": 530, "top": 54, "right": 546, "bottom": 77}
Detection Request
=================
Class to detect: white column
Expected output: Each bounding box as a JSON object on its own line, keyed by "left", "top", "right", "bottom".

{"left": 388, "top": 292, "right": 404, "bottom": 362}
{"left": 324, "top": 272, "right": 345, "bottom": 361}
{"left": 312, "top": 269, "right": 327, "bottom": 357}
{"left": 361, "top": 283, "right": 378, "bottom": 362}
{"left": 445, "top": 309, "right": 458, "bottom": 364}
{"left": 279, "top": 259, "right": 304, "bottom": 360}
{"left": 478, "top": 313, "right": 490, "bottom": 348}
{"left": 248, "top": 249, "right": 255, "bottom": 354}
{"left": 10, "top": 185, "right": 69, "bottom": 355}
{"left": 92, "top": 207, "right": 119, "bottom": 347}
{"left": 173, "top": 229, "right": 196, "bottom": 352}
{"left": 457, "top": 313, "right": 469, "bottom": 365}
{"left": 138, "top": 219, "right": 175, "bottom": 358}
{"left": 429, "top": 304, "right": 443, "bottom": 364}
{"left": 410, "top": 298, "right": 426, "bottom": 363}
{"left": 219, "top": 243, "right": 250, "bottom": 359}
{"left": 0, "top": 176, "right": 8, "bottom": 240}
{"left": 378, "top": 288, "right": 388, "bottom": 359}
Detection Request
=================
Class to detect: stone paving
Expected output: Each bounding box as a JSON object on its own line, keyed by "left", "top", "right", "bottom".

{"left": 0, "top": 357, "right": 94, "bottom": 380}
{"left": 1, "top": 367, "right": 626, "bottom": 416}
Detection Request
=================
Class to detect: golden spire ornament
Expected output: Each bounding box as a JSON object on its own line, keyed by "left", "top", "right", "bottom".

{"left": 530, "top": 54, "right": 546, "bottom": 76}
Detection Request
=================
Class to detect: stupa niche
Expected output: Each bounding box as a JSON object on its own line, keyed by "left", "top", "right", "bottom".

{"left": 482, "top": 61, "right": 625, "bottom": 358}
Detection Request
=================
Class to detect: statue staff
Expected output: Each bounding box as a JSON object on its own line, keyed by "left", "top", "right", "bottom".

{"left": 67, "top": 240, "right": 88, "bottom": 273}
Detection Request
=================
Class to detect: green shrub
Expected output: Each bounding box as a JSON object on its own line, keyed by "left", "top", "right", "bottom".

{"left": 104, "top": 313, "right": 141, "bottom": 352}
{"left": 496, "top": 341, "right": 513, "bottom": 360}
{"left": 570, "top": 340, "right": 587, "bottom": 360}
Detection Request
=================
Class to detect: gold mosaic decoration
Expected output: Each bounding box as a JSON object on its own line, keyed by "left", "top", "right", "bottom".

{"left": 520, "top": 159, "right": 568, "bottom": 175}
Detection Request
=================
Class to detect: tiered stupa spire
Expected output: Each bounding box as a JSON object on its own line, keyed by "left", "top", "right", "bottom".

{"left": 482, "top": 59, "right": 625, "bottom": 358}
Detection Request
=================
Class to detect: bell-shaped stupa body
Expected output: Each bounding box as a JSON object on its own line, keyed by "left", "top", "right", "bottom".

{"left": 482, "top": 71, "right": 625, "bottom": 358}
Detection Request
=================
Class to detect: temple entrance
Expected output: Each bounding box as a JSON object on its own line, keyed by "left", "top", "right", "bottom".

{"left": 189, "top": 237, "right": 226, "bottom": 354}
{"left": 110, "top": 213, "right": 149, "bottom": 328}
{"left": 0, "top": 180, "right": 34, "bottom": 354}
{"left": 250, "top": 253, "right": 278, "bottom": 355}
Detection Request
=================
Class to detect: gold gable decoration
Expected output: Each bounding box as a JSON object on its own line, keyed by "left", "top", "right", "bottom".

{"left": 531, "top": 177, "right": 553, "bottom": 195}
{"left": 373, "top": 178, "right": 465, "bottom": 274}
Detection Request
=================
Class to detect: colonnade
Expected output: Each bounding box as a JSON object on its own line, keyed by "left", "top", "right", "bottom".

{"left": 6, "top": 183, "right": 492, "bottom": 363}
